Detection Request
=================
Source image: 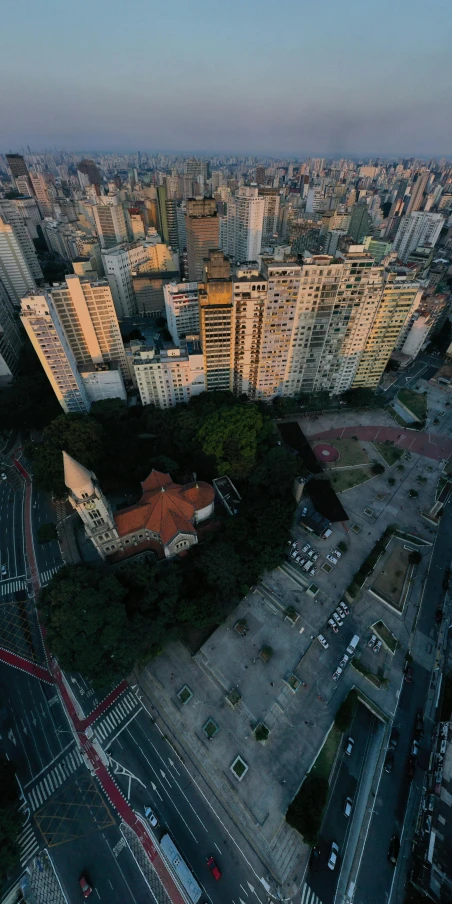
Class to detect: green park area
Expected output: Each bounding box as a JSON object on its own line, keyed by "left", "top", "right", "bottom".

{"left": 325, "top": 437, "right": 370, "bottom": 468}
{"left": 397, "top": 389, "right": 427, "bottom": 421}
{"left": 328, "top": 466, "right": 375, "bottom": 493}
{"left": 373, "top": 441, "right": 403, "bottom": 466}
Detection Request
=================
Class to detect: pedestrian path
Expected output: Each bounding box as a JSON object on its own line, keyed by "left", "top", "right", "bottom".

{"left": 28, "top": 746, "right": 84, "bottom": 811}
{"left": 18, "top": 822, "right": 40, "bottom": 866}
{"left": 93, "top": 690, "right": 141, "bottom": 742}
{"left": 300, "top": 884, "right": 324, "bottom": 904}
{"left": 40, "top": 565, "right": 63, "bottom": 587}
{"left": 0, "top": 577, "right": 27, "bottom": 595}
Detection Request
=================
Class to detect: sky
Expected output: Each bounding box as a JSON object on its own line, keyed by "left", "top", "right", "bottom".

{"left": 1, "top": 0, "right": 451, "bottom": 157}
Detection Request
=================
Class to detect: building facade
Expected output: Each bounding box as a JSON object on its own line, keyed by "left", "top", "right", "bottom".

{"left": 164, "top": 281, "right": 200, "bottom": 346}
{"left": 393, "top": 212, "right": 444, "bottom": 262}
{"left": 0, "top": 218, "right": 38, "bottom": 305}
{"left": 186, "top": 198, "right": 219, "bottom": 281}
{"left": 133, "top": 338, "right": 205, "bottom": 408}
{"left": 93, "top": 201, "right": 128, "bottom": 249}
{"left": 198, "top": 250, "right": 234, "bottom": 391}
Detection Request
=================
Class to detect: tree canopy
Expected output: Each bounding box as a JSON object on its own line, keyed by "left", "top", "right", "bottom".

{"left": 197, "top": 404, "right": 267, "bottom": 479}
{"left": 29, "top": 414, "right": 105, "bottom": 496}
{"left": 0, "top": 759, "right": 22, "bottom": 882}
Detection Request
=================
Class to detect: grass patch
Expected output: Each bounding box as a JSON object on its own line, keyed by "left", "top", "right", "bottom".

{"left": 373, "top": 442, "right": 403, "bottom": 466}
{"left": 328, "top": 466, "right": 375, "bottom": 492}
{"left": 398, "top": 389, "right": 427, "bottom": 421}
{"left": 351, "top": 658, "right": 382, "bottom": 687}
{"left": 371, "top": 545, "right": 411, "bottom": 610}
{"left": 326, "top": 438, "right": 370, "bottom": 468}
{"left": 374, "top": 620, "right": 400, "bottom": 653}
{"left": 386, "top": 405, "right": 407, "bottom": 428}
{"left": 311, "top": 725, "right": 342, "bottom": 781}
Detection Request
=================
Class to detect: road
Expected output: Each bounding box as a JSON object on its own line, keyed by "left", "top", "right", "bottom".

{"left": 0, "top": 473, "right": 26, "bottom": 597}
{"left": 304, "top": 704, "right": 378, "bottom": 904}
{"left": 379, "top": 351, "right": 444, "bottom": 401}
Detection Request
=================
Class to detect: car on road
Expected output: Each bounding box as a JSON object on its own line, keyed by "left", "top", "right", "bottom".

{"left": 144, "top": 806, "right": 158, "bottom": 827}
{"left": 0, "top": 472, "right": 6, "bottom": 480}
{"left": 373, "top": 640, "right": 382, "bottom": 654}
{"left": 344, "top": 797, "right": 353, "bottom": 817}
{"left": 328, "top": 619, "right": 339, "bottom": 633}
{"left": 79, "top": 875, "right": 93, "bottom": 898}
{"left": 207, "top": 856, "right": 221, "bottom": 880}
{"left": 368, "top": 634, "right": 377, "bottom": 648}
{"left": 388, "top": 835, "right": 400, "bottom": 865}
{"left": 404, "top": 663, "right": 413, "bottom": 683}
{"left": 333, "top": 611, "right": 343, "bottom": 626}
{"left": 411, "top": 739, "right": 420, "bottom": 757}
{"left": 389, "top": 727, "right": 399, "bottom": 750}
{"left": 326, "top": 554, "right": 338, "bottom": 565}
{"left": 384, "top": 750, "right": 394, "bottom": 773}
{"left": 318, "top": 634, "right": 329, "bottom": 649}
{"left": 415, "top": 711, "right": 424, "bottom": 737}
{"left": 310, "top": 847, "right": 321, "bottom": 871}
{"left": 407, "top": 755, "right": 416, "bottom": 779}
{"left": 345, "top": 737, "right": 354, "bottom": 756}
{"left": 302, "top": 507, "right": 308, "bottom": 516}
{"left": 1, "top": 565, "right": 7, "bottom": 577}
{"left": 328, "top": 842, "right": 339, "bottom": 870}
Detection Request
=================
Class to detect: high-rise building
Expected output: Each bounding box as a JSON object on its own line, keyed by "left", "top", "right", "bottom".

{"left": 198, "top": 250, "right": 234, "bottom": 390}
{"left": 256, "top": 165, "right": 266, "bottom": 186}
{"left": 185, "top": 158, "right": 210, "bottom": 184}
{"left": 259, "top": 188, "right": 280, "bottom": 244}
{"left": 102, "top": 246, "right": 138, "bottom": 318}
{"left": 362, "top": 236, "right": 393, "bottom": 264}
{"left": 29, "top": 173, "right": 54, "bottom": 217}
{"left": 353, "top": 272, "right": 422, "bottom": 387}
{"left": 48, "top": 275, "right": 128, "bottom": 380}
{"left": 0, "top": 201, "right": 42, "bottom": 280}
{"left": 255, "top": 261, "right": 303, "bottom": 398}
{"left": 0, "top": 281, "right": 22, "bottom": 385}
{"left": 20, "top": 292, "right": 90, "bottom": 413}
{"left": 6, "top": 154, "right": 29, "bottom": 185}
{"left": 77, "top": 159, "right": 102, "bottom": 193}
{"left": 406, "top": 172, "right": 430, "bottom": 214}
{"left": 305, "top": 186, "right": 324, "bottom": 213}
{"left": 93, "top": 201, "right": 128, "bottom": 249}
{"left": 349, "top": 202, "right": 372, "bottom": 242}
{"left": 231, "top": 263, "right": 268, "bottom": 397}
{"left": 0, "top": 217, "right": 38, "bottom": 305}
{"left": 392, "top": 212, "right": 444, "bottom": 262}
{"left": 186, "top": 198, "right": 219, "bottom": 281}
{"left": 133, "top": 338, "right": 205, "bottom": 408}
{"left": 164, "top": 282, "right": 200, "bottom": 346}
{"left": 5, "top": 195, "right": 42, "bottom": 240}
{"left": 221, "top": 187, "right": 264, "bottom": 263}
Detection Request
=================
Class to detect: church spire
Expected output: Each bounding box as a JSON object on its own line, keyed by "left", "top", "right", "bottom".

{"left": 62, "top": 451, "right": 95, "bottom": 497}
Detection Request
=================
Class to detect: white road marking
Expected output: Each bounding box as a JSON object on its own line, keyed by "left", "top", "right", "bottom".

{"left": 24, "top": 739, "right": 75, "bottom": 787}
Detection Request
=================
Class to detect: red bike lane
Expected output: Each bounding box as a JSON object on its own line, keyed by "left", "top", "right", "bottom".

{"left": 308, "top": 425, "right": 452, "bottom": 462}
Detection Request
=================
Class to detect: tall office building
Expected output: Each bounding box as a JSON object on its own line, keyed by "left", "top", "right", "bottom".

{"left": 20, "top": 292, "right": 90, "bottom": 413}
{"left": 349, "top": 202, "right": 372, "bottom": 242}
{"left": 0, "top": 201, "right": 42, "bottom": 280}
{"left": 29, "top": 173, "right": 54, "bottom": 217}
{"left": 6, "top": 154, "right": 29, "bottom": 187}
{"left": 198, "top": 250, "right": 234, "bottom": 390}
{"left": 406, "top": 172, "right": 430, "bottom": 215}
{"left": 259, "top": 188, "right": 280, "bottom": 243}
{"left": 0, "top": 217, "right": 38, "bottom": 305}
{"left": 49, "top": 275, "right": 128, "bottom": 380}
{"left": 221, "top": 187, "right": 264, "bottom": 262}
{"left": 392, "top": 212, "right": 444, "bottom": 262}
{"left": 5, "top": 195, "right": 42, "bottom": 240}
{"left": 164, "top": 282, "right": 200, "bottom": 346}
{"left": 185, "top": 158, "right": 210, "bottom": 184}
{"left": 0, "top": 281, "right": 22, "bottom": 384}
{"left": 353, "top": 272, "right": 422, "bottom": 387}
{"left": 186, "top": 198, "right": 219, "bottom": 281}
{"left": 93, "top": 201, "right": 128, "bottom": 249}
{"left": 77, "top": 159, "right": 101, "bottom": 193}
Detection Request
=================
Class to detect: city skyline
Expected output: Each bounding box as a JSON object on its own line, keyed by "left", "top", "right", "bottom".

{"left": 1, "top": 0, "right": 451, "bottom": 156}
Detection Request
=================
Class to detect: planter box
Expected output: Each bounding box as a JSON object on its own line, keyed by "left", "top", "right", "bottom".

{"left": 203, "top": 718, "right": 219, "bottom": 739}
{"left": 226, "top": 687, "right": 241, "bottom": 708}
{"left": 230, "top": 755, "right": 248, "bottom": 781}
{"left": 177, "top": 685, "right": 193, "bottom": 705}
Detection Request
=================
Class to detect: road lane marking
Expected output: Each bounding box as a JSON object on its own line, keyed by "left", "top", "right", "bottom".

{"left": 104, "top": 837, "right": 140, "bottom": 904}
{"left": 240, "top": 885, "right": 249, "bottom": 896}
{"left": 24, "top": 739, "right": 75, "bottom": 787}
{"left": 102, "top": 707, "right": 142, "bottom": 747}
{"left": 214, "top": 842, "right": 221, "bottom": 853}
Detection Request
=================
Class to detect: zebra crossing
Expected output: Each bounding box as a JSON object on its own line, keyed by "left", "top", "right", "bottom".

{"left": 39, "top": 565, "right": 63, "bottom": 587}
{"left": 18, "top": 822, "right": 40, "bottom": 866}
{"left": 0, "top": 577, "right": 27, "bottom": 596}
{"left": 27, "top": 746, "right": 84, "bottom": 811}
{"left": 300, "top": 884, "right": 324, "bottom": 904}
{"left": 93, "top": 690, "right": 141, "bottom": 742}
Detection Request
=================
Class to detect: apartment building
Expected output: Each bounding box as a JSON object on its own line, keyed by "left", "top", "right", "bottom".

{"left": 232, "top": 263, "right": 268, "bottom": 396}
{"left": 256, "top": 260, "right": 303, "bottom": 398}
{"left": 0, "top": 281, "right": 22, "bottom": 384}
{"left": 29, "top": 173, "right": 54, "bottom": 218}
{"left": 221, "top": 186, "right": 264, "bottom": 262}
{"left": 20, "top": 292, "right": 90, "bottom": 413}
{"left": 0, "top": 200, "right": 43, "bottom": 280}
{"left": 198, "top": 250, "right": 234, "bottom": 391}
{"left": 0, "top": 218, "right": 38, "bottom": 305}
{"left": 392, "top": 212, "right": 444, "bottom": 262}
{"left": 93, "top": 200, "right": 128, "bottom": 248}
{"left": 186, "top": 198, "right": 219, "bottom": 281}
{"left": 133, "top": 338, "right": 205, "bottom": 407}
{"left": 258, "top": 188, "right": 280, "bottom": 243}
{"left": 164, "top": 282, "right": 200, "bottom": 346}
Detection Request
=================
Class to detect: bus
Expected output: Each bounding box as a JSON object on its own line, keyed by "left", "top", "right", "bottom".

{"left": 160, "top": 834, "right": 202, "bottom": 904}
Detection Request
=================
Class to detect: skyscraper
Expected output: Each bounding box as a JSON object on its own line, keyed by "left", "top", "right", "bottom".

{"left": 221, "top": 187, "right": 264, "bottom": 263}
{"left": 0, "top": 201, "right": 43, "bottom": 281}
{"left": 20, "top": 292, "right": 90, "bottom": 413}
{"left": 0, "top": 281, "right": 22, "bottom": 384}
{"left": 186, "top": 198, "right": 219, "bottom": 281}
{"left": 259, "top": 188, "right": 280, "bottom": 244}
{"left": 77, "top": 159, "right": 102, "bottom": 193}
{"left": 198, "top": 250, "right": 233, "bottom": 390}
{"left": 164, "top": 282, "right": 200, "bottom": 346}
{"left": 93, "top": 201, "right": 128, "bottom": 249}
{"left": 349, "top": 202, "right": 372, "bottom": 242}
{"left": 29, "top": 173, "right": 54, "bottom": 217}
{"left": 0, "top": 217, "right": 38, "bottom": 305}
{"left": 392, "top": 212, "right": 444, "bottom": 262}
{"left": 6, "top": 154, "right": 30, "bottom": 187}
{"left": 406, "top": 172, "right": 430, "bottom": 215}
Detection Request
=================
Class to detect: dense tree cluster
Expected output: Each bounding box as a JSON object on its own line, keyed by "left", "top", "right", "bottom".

{"left": 38, "top": 392, "right": 305, "bottom": 684}
{"left": 0, "top": 760, "right": 22, "bottom": 882}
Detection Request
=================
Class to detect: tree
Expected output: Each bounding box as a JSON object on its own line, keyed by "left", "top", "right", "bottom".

{"left": 409, "top": 550, "right": 422, "bottom": 564}
{"left": 0, "top": 759, "right": 21, "bottom": 881}
{"left": 37, "top": 523, "right": 58, "bottom": 543}
{"left": 286, "top": 774, "right": 329, "bottom": 845}
{"left": 29, "top": 414, "right": 105, "bottom": 496}
{"left": 388, "top": 477, "right": 396, "bottom": 486}
{"left": 197, "top": 404, "right": 267, "bottom": 479}
{"left": 334, "top": 690, "right": 357, "bottom": 732}
{"left": 40, "top": 564, "right": 135, "bottom": 686}
{"left": 0, "top": 341, "right": 60, "bottom": 431}
{"left": 408, "top": 489, "right": 419, "bottom": 498}
{"left": 371, "top": 462, "right": 385, "bottom": 475}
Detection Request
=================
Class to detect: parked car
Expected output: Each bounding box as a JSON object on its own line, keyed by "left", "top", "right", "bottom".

{"left": 339, "top": 655, "right": 349, "bottom": 669}
{"left": 373, "top": 640, "right": 382, "bottom": 655}
{"left": 79, "top": 875, "right": 93, "bottom": 898}
{"left": 344, "top": 797, "right": 353, "bottom": 818}
{"left": 338, "top": 605, "right": 348, "bottom": 618}
{"left": 339, "top": 602, "right": 349, "bottom": 615}
{"left": 312, "top": 552, "right": 320, "bottom": 562}
{"left": 415, "top": 711, "right": 424, "bottom": 735}
{"left": 302, "top": 544, "right": 310, "bottom": 553}
{"left": 407, "top": 755, "right": 416, "bottom": 779}
{"left": 404, "top": 664, "right": 413, "bottom": 683}
{"left": 144, "top": 806, "right": 158, "bottom": 827}
{"left": 384, "top": 750, "right": 394, "bottom": 773}
{"left": 310, "top": 847, "right": 321, "bottom": 871}
{"left": 310, "top": 568, "right": 317, "bottom": 576}
{"left": 1, "top": 565, "right": 7, "bottom": 577}
{"left": 389, "top": 727, "right": 399, "bottom": 750}
{"left": 345, "top": 737, "right": 354, "bottom": 756}
{"left": 333, "top": 612, "right": 343, "bottom": 626}
{"left": 0, "top": 472, "right": 6, "bottom": 481}
{"left": 411, "top": 739, "right": 420, "bottom": 757}
{"left": 290, "top": 549, "right": 298, "bottom": 559}
{"left": 333, "top": 549, "right": 342, "bottom": 558}
{"left": 207, "top": 856, "right": 222, "bottom": 880}
{"left": 326, "top": 554, "right": 338, "bottom": 565}
{"left": 332, "top": 668, "right": 343, "bottom": 682}
{"left": 368, "top": 634, "right": 377, "bottom": 648}
{"left": 318, "top": 634, "right": 329, "bottom": 649}
{"left": 328, "top": 619, "right": 339, "bottom": 634}
{"left": 328, "top": 842, "right": 339, "bottom": 870}
{"left": 388, "top": 835, "right": 400, "bottom": 865}
{"left": 301, "top": 507, "right": 308, "bottom": 517}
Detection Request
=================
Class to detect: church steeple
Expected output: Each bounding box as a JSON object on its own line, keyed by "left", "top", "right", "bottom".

{"left": 62, "top": 451, "right": 117, "bottom": 559}
{"left": 62, "top": 451, "right": 95, "bottom": 499}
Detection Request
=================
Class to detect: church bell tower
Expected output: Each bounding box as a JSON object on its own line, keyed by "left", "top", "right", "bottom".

{"left": 62, "top": 451, "right": 118, "bottom": 559}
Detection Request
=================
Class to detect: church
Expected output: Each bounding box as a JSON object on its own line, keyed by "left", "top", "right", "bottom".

{"left": 62, "top": 451, "right": 215, "bottom": 562}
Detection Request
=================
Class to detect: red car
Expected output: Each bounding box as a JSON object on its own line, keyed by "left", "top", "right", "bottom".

{"left": 207, "top": 856, "right": 222, "bottom": 880}
{"left": 79, "top": 875, "right": 93, "bottom": 898}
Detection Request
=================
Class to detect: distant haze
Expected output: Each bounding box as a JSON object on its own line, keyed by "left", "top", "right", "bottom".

{"left": 1, "top": 0, "right": 451, "bottom": 156}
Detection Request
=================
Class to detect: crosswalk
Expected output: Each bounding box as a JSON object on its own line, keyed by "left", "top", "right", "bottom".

{"left": 27, "top": 746, "right": 84, "bottom": 811}
{"left": 93, "top": 690, "right": 141, "bottom": 742}
{"left": 18, "top": 822, "right": 40, "bottom": 866}
{"left": 300, "top": 884, "right": 323, "bottom": 904}
{"left": 0, "top": 577, "right": 27, "bottom": 596}
{"left": 39, "top": 565, "right": 63, "bottom": 587}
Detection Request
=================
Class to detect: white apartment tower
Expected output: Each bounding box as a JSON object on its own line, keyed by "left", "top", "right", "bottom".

{"left": 20, "top": 292, "right": 90, "bottom": 413}
{"left": 0, "top": 218, "right": 38, "bottom": 305}
{"left": 392, "top": 212, "right": 444, "bottom": 262}
{"left": 222, "top": 186, "right": 265, "bottom": 262}
{"left": 133, "top": 339, "right": 205, "bottom": 408}
{"left": 164, "top": 282, "right": 200, "bottom": 346}
{"left": 0, "top": 202, "right": 42, "bottom": 281}
{"left": 93, "top": 200, "right": 128, "bottom": 249}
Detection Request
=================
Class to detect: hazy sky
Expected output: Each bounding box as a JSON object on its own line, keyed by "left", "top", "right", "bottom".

{"left": 1, "top": 0, "right": 451, "bottom": 156}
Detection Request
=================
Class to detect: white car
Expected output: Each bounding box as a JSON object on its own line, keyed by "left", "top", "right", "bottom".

{"left": 326, "top": 554, "right": 338, "bottom": 565}
{"left": 302, "top": 544, "right": 310, "bottom": 553}
{"left": 333, "top": 611, "right": 343, "bottom": 626}
{"left": 332, "top": 668, "right": 343, "bottom": 682}
{"left": 0, "top": 472, "right": 6, "bottom": 481}
{"left": 345, "top": 737, "right": 355, "bottom": 756}
{"left": 344, "top": 797, "right": 353, "bottom": 818}
{"left": 291, "top": 549, "right": 298, "bottom": 559}
{"left": 1, "top": 565, "right": 7, "bottom": 577}
{"left": 339, "top": 655, "right": 349, "bottom": 669}
{"left": 338, "top": 605, "right": 348, "bottom": 618}
{"left": 328, "top": 619, "right": 339, "bottom": 634}
{"left": 368, "top": 634, "right": 377, "bottom": 648}
{"left": 328, "top": 842, "right": 339, "bottom": 870}
{"left": 339, "top": 602, "right": 349, "bottom": 615}
{"left": 144, "top": 806, "right": 158, "bottom": 827}
{"left": 373, "top": 640, "right": 382, "bottom": 654}
{"left": 310, "top": 568, "right": 317, "bottom": 576}
{"left": 333, "top": 549, "right": 342, "bottom": 559}
{"left": 318, "top": 634, "right": 329, "bottom": 649}
{"left": 312, "top": 552, "right": 320, "bottom": 561}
